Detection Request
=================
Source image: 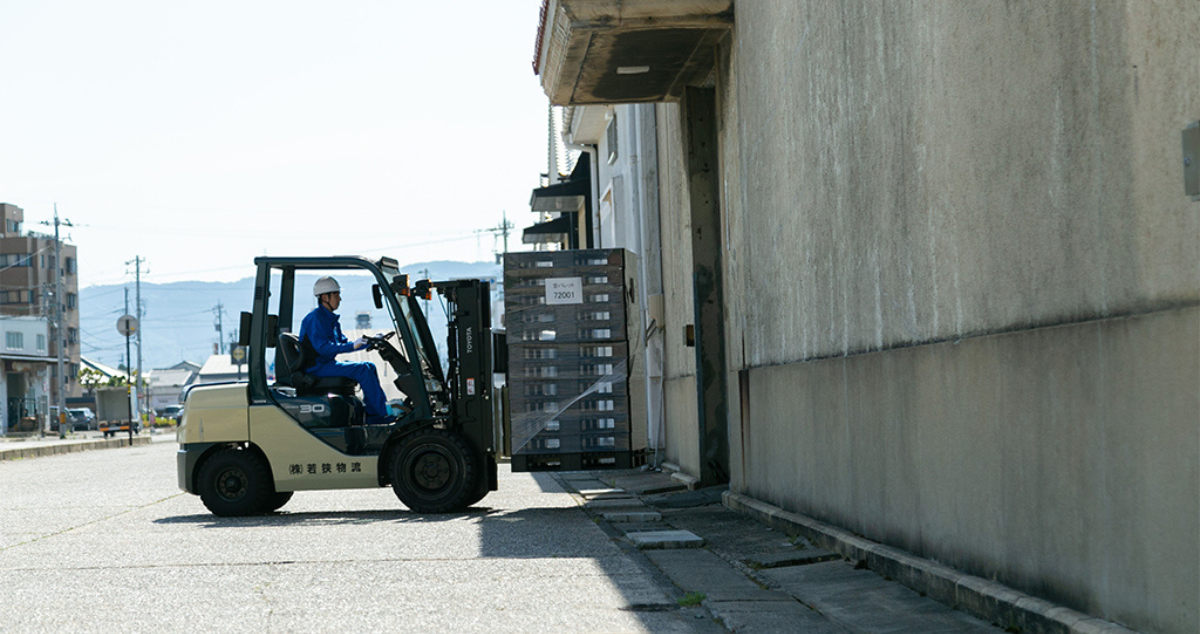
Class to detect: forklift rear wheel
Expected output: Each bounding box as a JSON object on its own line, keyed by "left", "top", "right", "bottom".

{"left": 197, "top": 447, "right": 274, "bottom": 517}
{"left": 391, "top": 429, "right": 476, "bottom": 513}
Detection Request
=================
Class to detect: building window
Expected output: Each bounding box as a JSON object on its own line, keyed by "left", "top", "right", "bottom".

{"left": 0, "top": 254, "right": 32, "bottom": 268}
{"left": 606, "top": 112, "right": 619, "bottom": 164}
{"left": 6, "top": 219, "right": 20, "bottom": 233}
{"left": 67, "top": 293, "right": 77, "bottom": 309}
{"left": 68, "top": 328, "right": 78, "bottom": 344}
{"left": 64, "top": 257, "right": 76, "bottom": 274}
{"left": 6, "top": 331, "right": 24, "bottom": 349}
{"left": 36, "top": 334, "right": 46, "bottom": 351}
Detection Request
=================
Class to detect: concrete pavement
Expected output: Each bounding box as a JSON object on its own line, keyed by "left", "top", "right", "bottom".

{"left": 557, "top": 468, "right": 1140, "bottom": 634}
{"left": 2, "top": 434, "right": 1140, "bottom": 632}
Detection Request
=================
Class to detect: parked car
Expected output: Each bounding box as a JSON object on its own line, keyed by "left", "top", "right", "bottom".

{"left": 69, "top": 408, "right": 97, "bottom": 431}
{"left": 162, "top": 404, "right": 183, "bottom": 424}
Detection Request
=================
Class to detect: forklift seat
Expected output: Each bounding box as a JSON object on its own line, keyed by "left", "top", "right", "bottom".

{"left": 277, "top": 333, "right": 357, "bottom": 397}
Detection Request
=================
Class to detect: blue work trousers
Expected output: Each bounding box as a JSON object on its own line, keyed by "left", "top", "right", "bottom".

{"left": 309, "top": 360, "right": 387, "bottom": 420}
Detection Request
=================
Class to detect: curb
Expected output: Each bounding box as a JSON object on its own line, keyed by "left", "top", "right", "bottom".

{"left": 0, "top": 436, "right": 152, "bottom": 461}
{"left": 723, "top": 491, "right": 1138, "bottom": 634}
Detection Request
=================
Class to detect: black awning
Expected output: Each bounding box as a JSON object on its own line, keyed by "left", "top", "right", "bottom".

{"left": 527, "top": 152, "right": 590, "bottom": 248}
{"left": 529, "top": 179, "right": 587, "bottom": 212}
{"left": 522, "top": 216, "right": 573, "bottom": 244}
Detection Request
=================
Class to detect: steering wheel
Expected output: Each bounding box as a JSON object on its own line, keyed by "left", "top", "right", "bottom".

{"left": 363, "top": 331, "right": 396, "bottom": 350}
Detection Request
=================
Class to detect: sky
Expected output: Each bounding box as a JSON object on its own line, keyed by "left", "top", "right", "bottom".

{"left": 0, "top": 0, "right": 552, "bottom": 289}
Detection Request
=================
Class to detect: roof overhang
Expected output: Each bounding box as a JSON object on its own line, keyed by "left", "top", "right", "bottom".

{"left": 564, "top": 105, "right": 608, "bottom": 145}
{"left": 534, "top": 0, "right": 734, "bottom": 105}
{"left": 522, "top": 216, "right": 574, "bottom": 245}
{"left": 1, "top": 353, "right": 52, "bottom": 363}
{"left": 529, "top": 179, "right": 588, "bottom": 212}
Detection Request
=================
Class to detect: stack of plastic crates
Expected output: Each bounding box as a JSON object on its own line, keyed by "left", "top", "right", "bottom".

{"left": 503, "top": 249, "right": 647, "bottom": 471}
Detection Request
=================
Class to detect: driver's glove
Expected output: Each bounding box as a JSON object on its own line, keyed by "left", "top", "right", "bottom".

{"left": 353, "top": 336, "right": 368, "bottom": 350}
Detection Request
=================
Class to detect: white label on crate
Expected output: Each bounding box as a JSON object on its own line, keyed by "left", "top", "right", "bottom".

{"left": 545, "top": 277, "right": 583, "bottom": 305}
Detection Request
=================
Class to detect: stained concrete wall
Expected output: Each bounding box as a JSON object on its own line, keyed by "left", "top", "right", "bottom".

{"left": 742, "top": 309, "right": 1198, "bottom": 633}
{"left": 730, "top": 1, "right": 1197, "bottom": 364}
{"left": 658, "top": 1, "right": 1197, "bottom": 633}
{"left": 655, "top": 101, "right": 703, "bottom": 474}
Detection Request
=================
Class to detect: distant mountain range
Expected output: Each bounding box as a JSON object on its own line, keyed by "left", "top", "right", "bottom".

{"left": 79, "top": 260, "right": 502, "bottom": 371}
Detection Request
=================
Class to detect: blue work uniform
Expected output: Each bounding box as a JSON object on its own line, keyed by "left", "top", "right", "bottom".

{"left": 299, "top": 304, "right": 388, "bottom": 422}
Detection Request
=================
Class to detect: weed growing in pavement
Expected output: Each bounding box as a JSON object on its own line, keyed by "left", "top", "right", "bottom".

{"left": 677, "top": 592, "right": 706, "bottom": 607}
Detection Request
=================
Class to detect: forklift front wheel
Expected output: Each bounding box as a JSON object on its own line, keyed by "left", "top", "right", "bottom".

{"left": 264, "top": 491, "right": 294, "bottom": 513}
{"left": 197, "top": 447, "right": 274, "bottom": 517}
{"left": 391, "top": 429, "right": 476, "bottom": 514}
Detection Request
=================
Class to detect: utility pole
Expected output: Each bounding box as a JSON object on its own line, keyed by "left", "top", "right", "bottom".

{"left": 477, "top": 211, "right": 515, "bottom": 263}
{"left": 213, "top": 301, "right": 225, "bottom": 354}
{"left": 126, "top": 256, "right": 145, "bottom": 422}
{"left": 45, "top": 206, "right": 72, "bottom": 438}
{"left": 124, "top": 288, "right": 133, "bottom": 396}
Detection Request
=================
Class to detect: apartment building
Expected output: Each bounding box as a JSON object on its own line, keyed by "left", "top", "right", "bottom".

{"left": 0, "top": 203, "right": 81, "bottom": 406}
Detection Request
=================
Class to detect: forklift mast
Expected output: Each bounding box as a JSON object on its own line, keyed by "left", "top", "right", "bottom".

{"left": 438, "top": 280, "right": 500, "bottom": 491}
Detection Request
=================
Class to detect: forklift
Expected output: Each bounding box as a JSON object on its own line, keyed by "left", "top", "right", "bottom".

{"left": 177, "top": 256, "right": 502, "bottom": 516}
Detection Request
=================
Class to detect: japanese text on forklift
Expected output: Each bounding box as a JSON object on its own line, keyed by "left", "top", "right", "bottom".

{"left": 176, "top": 256, "right": 504, "bottom": 516}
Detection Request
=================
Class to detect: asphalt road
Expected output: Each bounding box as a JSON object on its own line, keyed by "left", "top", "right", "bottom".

{"left": 0, "top": 438, "right": 719, "bottom": 633}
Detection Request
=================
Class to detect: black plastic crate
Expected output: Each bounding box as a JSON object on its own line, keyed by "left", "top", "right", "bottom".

{"left": 510, "top": 450, "right": 646, "bottom": 472}
{"left": 508, "top": 341, "right": 630, "bottom": 366}
{"left": 512, "top": 377, "right": 629, "bottom": 400}
{"left": 504, "top": 249, "right": 626, "bottom": 272}
{"left": 504, "top": 304, "right": 629, "bottom": 343}
{"left": 508, "top": 393, "right": 628, "bottom": 416}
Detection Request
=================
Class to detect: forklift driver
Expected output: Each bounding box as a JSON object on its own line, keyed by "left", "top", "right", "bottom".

{"left": 300, "top": 276, "right": 394, "bottom": 425}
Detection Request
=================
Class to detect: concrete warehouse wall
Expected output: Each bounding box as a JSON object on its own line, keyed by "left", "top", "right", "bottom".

{"left": 655, "top": 2, "right": 1198, "bottom": 633}
{"left": 655, "top": 101, "right": 702, "bottom": 475}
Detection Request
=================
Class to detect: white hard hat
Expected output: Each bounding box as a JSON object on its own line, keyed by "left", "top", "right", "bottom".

{"left": 313, "top": 276, "right": 341, "bottom": 297}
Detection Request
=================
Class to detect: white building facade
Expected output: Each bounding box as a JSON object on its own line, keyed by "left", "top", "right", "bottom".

{"left": 0, "top": 316, "right": 52, "bottom": 434}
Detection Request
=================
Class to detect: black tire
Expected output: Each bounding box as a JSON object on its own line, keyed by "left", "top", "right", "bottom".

{"left": 458, "top": 487, "right": 489, "bottom": 509}
{"left": 197, "top": 447, "right": 274, "bottom": 517}
{"left": 390, "top": 429, "right": 477, "bottom": 513}
{"left": 264, "top": 491, "right": 294, "bottom": 513}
